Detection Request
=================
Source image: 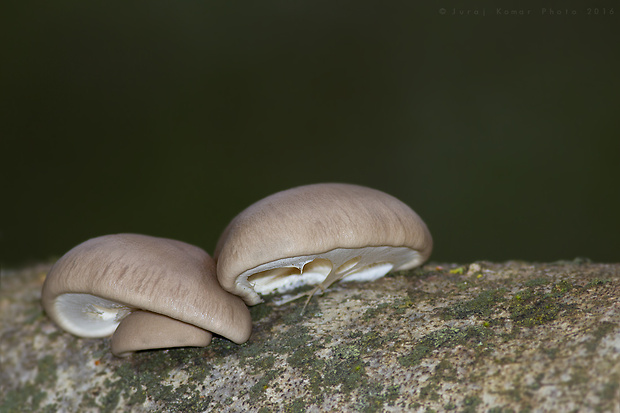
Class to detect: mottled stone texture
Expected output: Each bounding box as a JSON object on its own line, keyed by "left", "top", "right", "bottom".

{"left": 1, "top": 260, "right": 619, "bottom": 412}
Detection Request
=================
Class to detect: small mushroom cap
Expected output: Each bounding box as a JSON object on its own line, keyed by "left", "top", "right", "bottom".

{"left": 42, "top": 234, "right": 252, "bottom": 346}
{"left": 110, "top": 310, "right": 213, "bottom": 357}
{"left": 215, "top": 183, "right": 433, "bottom": 304}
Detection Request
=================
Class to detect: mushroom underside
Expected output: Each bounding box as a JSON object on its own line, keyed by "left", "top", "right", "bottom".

{"left": 52, "top": 294, "right": 214, "bottom": 356}
{"left": 53, "top": 293, "right": 132, "bottom": 338}
{"left": 240, "top": 246, "right": 422, "bottom": 303}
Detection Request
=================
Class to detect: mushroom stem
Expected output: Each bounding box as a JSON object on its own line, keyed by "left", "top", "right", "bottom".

{"left": 300, "top": 266, "right": 347, "bottom": 312}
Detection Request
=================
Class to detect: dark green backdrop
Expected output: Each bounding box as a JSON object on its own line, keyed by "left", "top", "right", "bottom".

{"left": 2, "top": 1, "right": 619, "bottom": 267}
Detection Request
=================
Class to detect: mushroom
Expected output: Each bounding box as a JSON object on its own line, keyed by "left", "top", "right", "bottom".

{"left": 41, "top": 233, "right": 252, "bottom": 357}
{"left": 214, "top": 183, "right": 433, "bottom": 307}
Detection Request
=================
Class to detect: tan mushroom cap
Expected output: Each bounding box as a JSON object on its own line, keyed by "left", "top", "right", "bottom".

{"left": 214, "top": 183, "right": 433, "bottom": 305}
{"left": 42, "top": 234, "right": 252, "bottom": 355}
{"left": 110, "top": 310, "right": 213, "bottom": 357}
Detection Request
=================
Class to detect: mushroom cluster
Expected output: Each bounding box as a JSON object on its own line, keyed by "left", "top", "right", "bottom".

{"left": 41, "top": 234, "right": 251, "bottom": 357}
{"left": 42, "top": 183, "right": 432, "bottom": 356}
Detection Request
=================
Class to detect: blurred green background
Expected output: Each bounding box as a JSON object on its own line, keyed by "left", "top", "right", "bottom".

{"left": 2, "top": 1, "right": 619, "bottom": 267}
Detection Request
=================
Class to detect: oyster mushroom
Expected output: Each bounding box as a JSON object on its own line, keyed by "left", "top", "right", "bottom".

{"left": 214, "top": 183, "right": 433, "bottom": 307}
{"left": 41, "top": 233, "right": 252, "bottom": 356}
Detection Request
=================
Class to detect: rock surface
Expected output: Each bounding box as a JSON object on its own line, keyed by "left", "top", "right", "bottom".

{"left": 1, "top": 260, "right": 619, "bottom": 413}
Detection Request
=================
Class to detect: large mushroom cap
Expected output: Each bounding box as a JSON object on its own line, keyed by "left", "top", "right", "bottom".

{"left": 42, "top": 234, "right": 252, "bottom": 355}
{"left": 214, "top": 183, "right": 433, "bottom": 305}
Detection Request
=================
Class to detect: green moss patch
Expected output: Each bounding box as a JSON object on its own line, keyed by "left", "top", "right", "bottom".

{"left": 0, "top": 355, "right": 59, "bottom": 413}
{"left": 228, "top": 299, "right": 404, "bottom": 411}
{"left": 348, "top": 330, "right": 399, "bottom": 354}
{"left": 441, "top": 277, "right": 602, "bottom": 330}
{"left": 398, "top": 325, "right": 493, "bottom": 367}
{"left": 0, "top": 383, "right": 48, "bottom": 413}
{"left": 362, "top": 303, "right": 390, "bottom": 321}
{"left": 597, "top": 374, "right": 620, "bottom": 412}
{"left": 583, "top": 321, "right": 618, "bottom": 353}
{"left": 461, "top": 395, "right": 483, "bottom": 413}
{"left": 102, "top": 347, "right": 212, "bottom": 412}
{"left": 442, "top": 289, "right": 505, "bottom": 320}
{"left": 507, "top": 282, "right": 576, "bottom": 327}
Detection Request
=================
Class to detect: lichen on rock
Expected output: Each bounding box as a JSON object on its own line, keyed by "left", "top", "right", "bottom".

{"left": 1, "top": 260, "right": 619, "bottom": 412}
